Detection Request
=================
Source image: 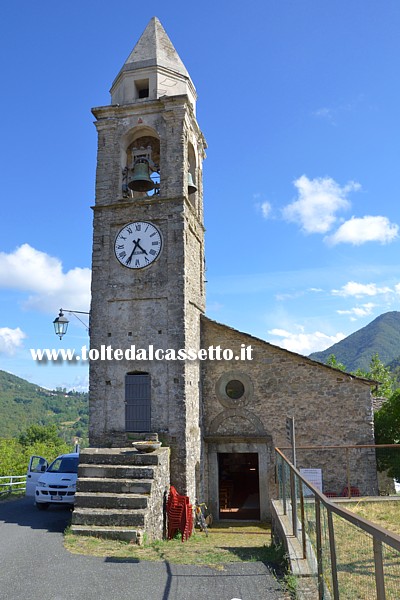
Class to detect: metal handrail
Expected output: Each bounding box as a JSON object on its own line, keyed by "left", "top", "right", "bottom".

{"left": 275, "top": 447, "right": 400, "bottom": 600}
{"left": 275, "top": 447, "right": 400, "bottom": 552}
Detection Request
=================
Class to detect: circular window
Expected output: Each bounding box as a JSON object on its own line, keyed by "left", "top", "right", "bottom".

{"left": 225, "top": 379, "right": 245, "bottom": 400}
{"left": 215, "top": 372, "right": 253, "bottom": 408}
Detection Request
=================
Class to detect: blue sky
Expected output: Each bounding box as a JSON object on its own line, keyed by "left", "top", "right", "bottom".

{"left": 1, "top": 1, "right": 400, "bottom": 391}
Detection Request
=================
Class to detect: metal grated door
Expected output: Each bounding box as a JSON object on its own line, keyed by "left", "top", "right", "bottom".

{"left": 125, "top": 373, "right": 151, "bottom": 432}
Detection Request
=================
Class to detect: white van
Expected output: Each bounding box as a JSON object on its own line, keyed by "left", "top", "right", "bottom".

{"left": 26, "top": 452, "right": 79, "bottom": 510}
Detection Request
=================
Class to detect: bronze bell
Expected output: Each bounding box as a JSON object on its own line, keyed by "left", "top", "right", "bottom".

{"left": 187, "top": 172, "right": 197, "bottom": 194}
{"left": 128, "top": 159, "right": 155, "bottom": 192}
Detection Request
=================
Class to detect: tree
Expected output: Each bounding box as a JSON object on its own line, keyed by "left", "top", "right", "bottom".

{"left": 0, "top": 433, "right": 70, "bottom": 477}
{"left": 18, "top": 424, "right": 63, "bottom": 447}
{"left": 325, "top": 354, "right": 347, "bottom": 372}
{"left": 374, "top": 389, "right": 400, "bottom": 481}
{"left": 0, "top": 438, "right": 25, "bottom": 476}
{"left": 325, "top": 352, "right": 396, "bottom": 397}
{"left": 353, "top": 353, "right": 396, "bottom": 398}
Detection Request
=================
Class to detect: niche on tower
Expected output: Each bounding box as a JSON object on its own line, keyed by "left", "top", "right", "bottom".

{"left": 122, "top": 127, "right": 160, "bottom": 199}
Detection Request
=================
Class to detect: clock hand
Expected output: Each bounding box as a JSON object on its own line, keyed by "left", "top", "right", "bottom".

{"left": 126, "top": 239, "right": 149, "bottom": 265}
{"left": 135, "top": 242, "right": 148, "bottom": 255}
{"left": 126, "top": 239, "right": 141, "bottom": 265}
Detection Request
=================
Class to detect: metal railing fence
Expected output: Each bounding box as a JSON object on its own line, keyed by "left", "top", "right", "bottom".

{"left": 275, "top": 448, "right": 400, "bottom": 600}
{"left": 278, "top": 444, "right": 400, "bottom": 498}
{"left": 280, "top": 444, "right": 400, "bottom": 498}
{"left": 0, "top": 475, "right": 26, "bottom": 495}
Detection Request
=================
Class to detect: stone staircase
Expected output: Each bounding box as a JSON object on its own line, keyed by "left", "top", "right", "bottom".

{"left": 71, "top": 447, "right": 170, "bottom": 543}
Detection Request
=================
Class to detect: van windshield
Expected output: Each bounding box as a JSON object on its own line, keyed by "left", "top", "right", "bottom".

{"left": 47, "top": 457, "right": 79, "bottom": 474}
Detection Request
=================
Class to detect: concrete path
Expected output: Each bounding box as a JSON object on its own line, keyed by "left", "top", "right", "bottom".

{"left": 0, "top": 497, "right": 287, "bottom": 600}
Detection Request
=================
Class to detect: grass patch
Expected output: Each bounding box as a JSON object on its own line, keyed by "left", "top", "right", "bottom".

{"left": 65, "top": 522, "right": 286, "bottom": 570}
{"left": 330, "top": 501, "right": 400, "bottom": 600}
{"left": 343, "top": 499, "right": 400, "bottom": 535}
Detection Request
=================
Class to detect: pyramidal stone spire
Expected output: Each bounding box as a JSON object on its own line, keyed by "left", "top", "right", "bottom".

{"left": 124, "top": 17, "right": 189, "bottom": 77}
{"left": 110, "top": 17, "right": 196, "bottom": 110}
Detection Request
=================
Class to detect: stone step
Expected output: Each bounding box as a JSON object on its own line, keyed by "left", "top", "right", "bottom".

{"left": 80, "top": 448, "right": 160, "bottom": 466}
{"left": 72, "top": 507, "right": 146, "bottom": 527}
{"left": 78, "top": 464, "right": 155, "bottom": 480}
{"left": 75, "top": 492, "right": 149, "bottom": 510}
{"left": 70, "top": 525, "right": 142, "bottom": 543}
{"left": 77, "top": 477, "right": 153, "bottom": 495}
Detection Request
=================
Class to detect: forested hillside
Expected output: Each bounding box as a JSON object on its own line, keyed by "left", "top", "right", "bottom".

{"left": 0, "top": 370, "right": 88, "bottom": 443}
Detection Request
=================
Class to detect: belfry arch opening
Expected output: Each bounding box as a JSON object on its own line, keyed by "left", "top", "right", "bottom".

{"left": 122, "top": 128, "right": 160, "bottom": 198}
{"left": 187, "top": 141, "right": 198, "bottom": 208}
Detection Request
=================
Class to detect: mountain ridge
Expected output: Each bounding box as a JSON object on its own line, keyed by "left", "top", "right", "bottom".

{"left": 309, "top": 311, "right": 400, "bottom": 372}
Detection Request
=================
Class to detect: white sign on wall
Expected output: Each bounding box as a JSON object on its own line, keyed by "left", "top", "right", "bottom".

{"left": 300, "top": 468, "right": 323, "bottom": 495}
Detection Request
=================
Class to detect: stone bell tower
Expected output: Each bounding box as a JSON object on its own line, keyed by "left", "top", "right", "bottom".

{"left": 88, "top": 17, "right": 206, "bottom": 498}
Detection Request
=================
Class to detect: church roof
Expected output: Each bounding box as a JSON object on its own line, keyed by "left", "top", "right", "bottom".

{"left": 201, "top": 315, "right": 377, "bottom": 386}
{"left": 116, "top": 17, "right": 189, "bottom": 79}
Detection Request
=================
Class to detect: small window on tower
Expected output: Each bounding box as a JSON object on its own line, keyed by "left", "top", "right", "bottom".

{"left": 135, "top": 79, "right": 149, "bottom": 99}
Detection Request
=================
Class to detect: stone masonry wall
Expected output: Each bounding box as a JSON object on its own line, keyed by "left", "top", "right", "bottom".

{"left": 144, "top": 447, "right": 170, "bottom": 541}
{"left": 89, "top": 94, "right": 206, "bottom": 501}
{"left": 201, "top": 316, "right": 378, "bottom": 510}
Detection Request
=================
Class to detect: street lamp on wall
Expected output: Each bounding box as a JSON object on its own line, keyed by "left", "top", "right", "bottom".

{"left": 53, "top": 308, "right": 90, "bottom": 340}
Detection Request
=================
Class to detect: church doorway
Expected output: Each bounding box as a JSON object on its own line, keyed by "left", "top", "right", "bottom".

{"left": 218, "top": 452, "right": 260, "bottom": 520}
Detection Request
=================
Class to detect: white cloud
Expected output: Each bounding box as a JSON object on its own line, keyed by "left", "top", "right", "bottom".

{"left": 314, "top": 107, "right": 334, "bottom": 121}
{"left": 282, "top": 175, "right": 398, "bottom": 247}
{"left": 282, "top": 175, "right": 359, "bottom": 234}
{"left": 63, "top": 374, "right": 89, "bottom": 393}
{"left": 275, "top": 291, "right": 304, "bottom": 301}
{"left": 332, "top": 281, "right": 392, "bottom": 298}
{"left": 0, "top": 244, "right": 91, "bottom": 313}
{"left": 260, "top": 201, "right": 272, "bottom": 219}
{"left": 0, "top": 327, "right": 26, "bottom": 355}
{"left": 325, "top": 215, "right": 399, "bottom": 246}
{"left": 268, "top": 327, "right": 346, "bottom": 354}
{"left": 313, "top": 96, "right": 366, "bottom": 124}
{"left": 337, "top": 303, "right": 375, "bottom": 319}
{"left": 276, "top": 286, "right": 325, "bottom": 301}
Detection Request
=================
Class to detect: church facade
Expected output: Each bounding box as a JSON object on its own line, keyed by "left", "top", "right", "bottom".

{"left": 88, "top": 18, "right": 377, "bottom": 522}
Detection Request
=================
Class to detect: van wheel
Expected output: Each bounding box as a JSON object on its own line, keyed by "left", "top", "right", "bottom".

{"left": 36, "top": 502, "right": 49, "bottom": 510}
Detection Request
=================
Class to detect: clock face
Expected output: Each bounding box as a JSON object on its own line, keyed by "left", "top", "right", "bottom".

{"left": 114, "top": 221, "right": 163, "bottom": 269}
